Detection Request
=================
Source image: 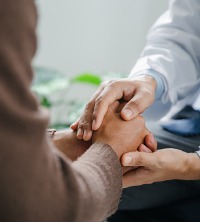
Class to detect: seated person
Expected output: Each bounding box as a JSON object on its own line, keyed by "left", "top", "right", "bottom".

{"left": 0, "top": 1, "right": 156, "bottom": 221}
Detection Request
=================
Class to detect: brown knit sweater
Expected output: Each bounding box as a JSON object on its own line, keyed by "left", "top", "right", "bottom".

{"left": 0, "top": 0, "right": 122, "bottom": 221}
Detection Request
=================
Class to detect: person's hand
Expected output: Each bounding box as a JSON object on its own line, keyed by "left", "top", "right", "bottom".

{"left": 122, "top": 133, "right": 157, "bottom": 175}
{"left": 71, "top": 75, "right": 156, "bottom": 141}
{"left": 52, "top": 129, "right": 92, "bottom": 161}
{"left": 92, "top": 102, "right": 150, "bottom": 159}
{"left": 121, "top": 146, "right": 200, "bottom": 188}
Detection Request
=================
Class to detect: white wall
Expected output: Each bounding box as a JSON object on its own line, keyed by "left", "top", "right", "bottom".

{"left": 34, "top": 0, "right": 168, "bottom": 77}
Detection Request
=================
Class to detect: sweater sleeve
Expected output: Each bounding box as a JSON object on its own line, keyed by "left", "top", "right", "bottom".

{"left": 0, "top": 1, "right": 122, "bottom": 222}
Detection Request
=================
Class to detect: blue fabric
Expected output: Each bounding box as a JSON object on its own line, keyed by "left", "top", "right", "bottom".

{"left": 161, "top": 106, "right": 200, "bottom": 136}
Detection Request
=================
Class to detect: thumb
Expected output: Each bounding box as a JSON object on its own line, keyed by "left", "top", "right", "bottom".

{"left": 120, "top": 91, "right": 151, "bottom": 120}
{"left": 109, "top": 101, "right": 120, "bottom": 113}
{"left": 121, "top": 150, "right": 155, "bottom": 167}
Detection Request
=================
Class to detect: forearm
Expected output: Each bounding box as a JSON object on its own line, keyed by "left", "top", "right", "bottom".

{"left": 52, "top": 129, "right": 91, "bottom": 161}
{"left": 130, "top": 0, "right": 200, "bottom": 115}
{"left": 0, "top": 1, "right": 122, "bottom": 221}
{"left": 73, "top": 143, "right": 122, "bottom": 219}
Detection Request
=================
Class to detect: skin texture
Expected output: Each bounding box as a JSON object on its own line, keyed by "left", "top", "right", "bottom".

{"left": 52, "top": 114, "right": 157, "bottom": 188}
{"left": 92, "top": 102, "right": 150, "bottom": 159}
{"left": 122, "top": 145, "right": 200, "bottom": 188}
{"left": 53, "top": 126, "right": 157, "bottom": 162}
{"left": 53, "top": 130, "right": 92, "bottom": 161}
{"left": 71, "top": 75, "right": 156, "bottom": 141}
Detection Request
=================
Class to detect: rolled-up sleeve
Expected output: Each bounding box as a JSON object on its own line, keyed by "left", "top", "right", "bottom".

{"left": 130, "top": 0, "right": 200, "bottom": 120}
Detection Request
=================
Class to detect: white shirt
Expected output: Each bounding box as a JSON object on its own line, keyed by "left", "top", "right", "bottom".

{"left": 129, "top": 0, "right": 200, "bottom": 121}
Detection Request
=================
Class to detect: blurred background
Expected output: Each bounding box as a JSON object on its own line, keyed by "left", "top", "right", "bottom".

{"left": 32, "top": 0, "right": 168, "bottom": 128}
{"left": 34, "top": 0, "right": 168, "bottom": 76}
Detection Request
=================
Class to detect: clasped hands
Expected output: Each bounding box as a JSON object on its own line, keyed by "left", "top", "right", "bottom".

{"left": 69, "top": 76, "right": 158, "bottom": 188}
{"left": 54, "top": 76, "right": 200, "bottom": 187}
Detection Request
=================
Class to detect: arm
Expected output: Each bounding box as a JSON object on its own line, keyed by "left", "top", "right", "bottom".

{"left": 52, "top": 129, "right": 91, "bottom": 161}
{"left": 130, "top": 0, "right": 200, "bottom": 119}
{"left": 121, "top": 146, "right": 200, "bottom": 187}
{"left": 0, "top": 1, "right": 120, "bottom": 221}
{"left": 0, "top": 2, "right": 151, "bottom": 221}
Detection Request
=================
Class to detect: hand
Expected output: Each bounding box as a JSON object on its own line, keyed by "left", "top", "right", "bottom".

{"left": 92, "top": 102, "right": 150, "bottom": 159}
{"left": 121, "top": 146, "right": 200, "bottom": 188}
{"left": 53, "top": 129, "right": 92, "bottom": 161}
{"left": 71, "top": 75, "right": 156, "bottom": 141}
{"left": 122, "top": 133, "right": 157, "bottom": 175}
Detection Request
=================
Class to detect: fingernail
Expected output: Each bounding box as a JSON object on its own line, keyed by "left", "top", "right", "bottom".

{"left": 123, "top": 109, "right": 133, "bottom": 119}
{"left": 77, "top": 128, "right": 83, "bottom": 137}
{"left": 124, "top": 155, "right": 133, "bottom": 165}
{"left": 149, "top": 133, "right": 156, "bottom": 144}
{"left": 83, "top": 130, "right": 88, "bottom": 141}
{"left": 70, "top": 124, "right": 75, "bottom": 129}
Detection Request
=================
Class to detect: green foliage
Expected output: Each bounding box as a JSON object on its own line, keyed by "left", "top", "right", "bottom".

{"left": 41, "top": 97, "right": 52, "bottom": 108}
{"left": 71, "top": 73, "right": 102, "bottom": 85}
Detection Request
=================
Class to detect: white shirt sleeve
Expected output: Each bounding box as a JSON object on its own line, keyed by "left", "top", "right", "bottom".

{"left": 129, "top": 0, "right": 200, "bottom": 121}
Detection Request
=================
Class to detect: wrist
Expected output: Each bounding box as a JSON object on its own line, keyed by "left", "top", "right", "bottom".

{"left": 132, "top": 74, "right": 156, "bottom": 87}
{"left": 132, "top": 74, "right": 157, "bottom": 95}
{"left": 52, "top": 130, "right": 69, "bottom": 150}
{"left": 132, "top": 70, "right": 165, "bottom": 100}
{"left": 92, "top": 138, "right": 121, "bottom": 159}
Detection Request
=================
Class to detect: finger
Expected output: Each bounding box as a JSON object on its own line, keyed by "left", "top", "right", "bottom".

{"left": 83, "top": 129, "right": 93, "bottom": 141}
{"left": 123, "top": 167, "right": 151, "bottom": 188}
{"left": 109, "top": 101, "right": 120, "bottom": 112}
{"left": 116, "top": 102, "right": 127, "bottom": 113}
{"left": 138, "top": 144, "right": 152, "bottom": 153}
{"left": 77, "top": 105, "right": 93, "bottom": 140}
{"left": 70, "top": 119, "right": 79, "bottom": 131}
{"left": 144, "top": 133, "right": 157, "bottom": 152}
{"left": 122, "top": 166, "right": 135, "bottom": 174}
{"left": 121, "top": 151, "right": 156, "bottom": 167}
{"left": 77, "top": 83, "right": 106, "bottom": 140}
{"left": 77, "top": 128, "right": 84, "bottom": 139}
{"left": 92, "top": 83, "right": 124, "bottom": 130}
{"left": 121, "top": 89, "right": 154, "bottom": 120}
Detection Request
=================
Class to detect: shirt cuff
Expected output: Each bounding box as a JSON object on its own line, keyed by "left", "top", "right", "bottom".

{"left": 129, "top": 69, "right": 165, "bottom": 100}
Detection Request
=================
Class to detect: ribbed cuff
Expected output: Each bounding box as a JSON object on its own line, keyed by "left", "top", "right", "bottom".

{"left": 74, "top": 143, "right": 122, "bottom": 217}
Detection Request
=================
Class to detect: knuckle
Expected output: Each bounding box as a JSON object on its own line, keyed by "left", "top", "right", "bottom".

{"left": 95, "top": 96, "right": 104, "bottom": 107}
{"left": 85, "top": 101, "right": 93, "bottom": 110}
{"left": 107, "top": 79, "right": 115, "bottom": 85}
{"left": 109, "top": 80, "right": 119, "bottom": 88}
{"left": 135, "top": 155, "right": 143, "bottom": 166}
{"left": 78, "top": 122, "right": 84, "bottom": 129}
{"left": 129, "top": 100, "right": 141, "bottom": 112}
{"left": 92, "top": 112, "right": 97, "bottom": 121}
{"left": 78, "top": 121, "right": 90, "bottom": 130}
{"left": 100, "top": 80, "right": 109, "bottom": 87}
{"left": 100, "top": 81, "right": 105, "bottom": 87}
